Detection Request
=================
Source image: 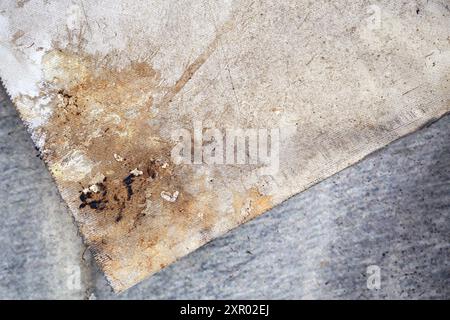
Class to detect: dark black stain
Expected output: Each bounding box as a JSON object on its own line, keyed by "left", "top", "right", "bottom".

{"left": 123, "top": 174, "right": 134, "bottom": 200}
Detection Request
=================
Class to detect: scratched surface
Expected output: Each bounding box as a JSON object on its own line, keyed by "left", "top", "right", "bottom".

{"left": 0, "top": 0, "right": 449, "bottom": 291}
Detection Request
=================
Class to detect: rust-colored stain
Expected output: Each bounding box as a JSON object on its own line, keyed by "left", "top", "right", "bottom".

{"left": 9, "top": 12, "right": 267, "bottom": 291}
{"left": 29, "top": 45, "right": 273, "bottom": 290}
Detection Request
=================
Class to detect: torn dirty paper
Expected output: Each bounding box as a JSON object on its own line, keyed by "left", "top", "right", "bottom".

{"left": 0, "top": 0, "right": 449, "bottom": 292}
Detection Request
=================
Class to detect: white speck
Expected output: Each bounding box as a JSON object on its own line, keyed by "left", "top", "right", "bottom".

{"left": 130, "top": 168, "right": 143, "bottom": 176}
{"left": 54, "top": 150, "right": 94, "bottom": 182}
{"left": 114, "top": 153, "right": 124, "bottom": 162}
{"left": 161, "top": 162, "right": 169, "bottom": 168}
{"left": 160, "top": 190, "right": 179, "bottom": 202}
{"left": 88, "top": 184, "right": 101, "bottom": 193}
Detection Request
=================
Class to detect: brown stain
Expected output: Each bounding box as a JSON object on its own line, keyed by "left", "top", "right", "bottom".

{"left": 11, "top": 30, "right": 25, "bottom": 45}
{"left": 21, "top": 15, "right": 266, "bottom": 290}
{"left": 158, "top": 22, "right": 229, "bottom": 108}
{"left": 37, "top": 48, "right": 231, "bottom": 281}
{"left": 16, "top": 0, "right": 30, "bottom": 8}
{"left": 39, "top": 50, "right": 164, "bottom": 233}
{"left": 232, "top": 187, "right": 273, "bottom": 224}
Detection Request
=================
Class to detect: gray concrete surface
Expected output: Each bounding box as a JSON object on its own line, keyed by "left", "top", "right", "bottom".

{"left": 0, "top": 85, "right": 89, "bottom": 299}
{"left": 0, "top": 84, "right": 449, "bottom": 299}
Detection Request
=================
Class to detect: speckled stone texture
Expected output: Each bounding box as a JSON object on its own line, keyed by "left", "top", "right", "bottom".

{"left": 1, "top": 85, "right": 448, "bottom": 299}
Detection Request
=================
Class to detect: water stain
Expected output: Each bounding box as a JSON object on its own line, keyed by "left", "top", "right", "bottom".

{"left": 9, "top": 9, "right": 276, "bottom": 290}
{"left": 29, "top": 45, "right": 273, "bottom": 291}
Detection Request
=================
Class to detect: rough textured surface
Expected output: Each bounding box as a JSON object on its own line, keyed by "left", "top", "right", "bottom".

{"left": 1, "top": 85, "right": 449, "bottom": 299}
{"left": 1, "top": 0, "right": 449, "bottom": 292}
{"left": 0, "top": 86, "right": 90, "bottom": 299}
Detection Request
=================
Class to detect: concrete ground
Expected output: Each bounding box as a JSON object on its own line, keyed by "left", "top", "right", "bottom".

{"left": 0, "top": 84, "right": 448, "bottom": 299}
